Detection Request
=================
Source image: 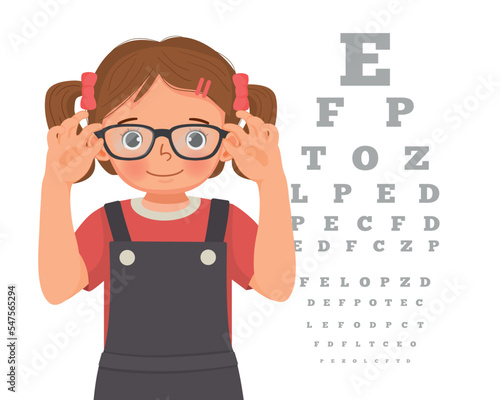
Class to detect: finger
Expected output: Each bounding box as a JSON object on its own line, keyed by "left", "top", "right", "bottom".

{"left": 235, "top": 110, "right": 254, "bottom": 121}
{"left": 73, "top": 138, "right": 103, "bottom": 163}
{"left": 86, "top": 132, "right": 98, "bottom": 147}
{"left": 60, "top": 111, "right": 89, "bottom": 136}
{"left": 47, "top": 126, "right": 65, "bottom": 147}
{"left": 222, "top": 123, "right": 247, "bottom": 145}
{"left": 236, "top": 110, "right": 265, "bottom": 136}
{"left": 79, "top": 123, "right": 103, "bottom": 143}
{"left": 257, "top": 126, "right": 269, "bottom": 144}
{"left": 88, "top": 138, "right": 104, "bottom": 158}
{"left": 260, "top": 123, "right": 279, "bottom": 144}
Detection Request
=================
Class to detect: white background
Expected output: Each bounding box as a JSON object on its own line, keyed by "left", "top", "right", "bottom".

{"left": 1, "top": 0, "right": 500, "bottom": 399}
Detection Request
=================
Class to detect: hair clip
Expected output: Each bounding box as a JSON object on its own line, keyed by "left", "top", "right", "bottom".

{"left": 202, "top": 80, "right": 211, "bottom": 98}
{"left": 80, "top": 72, "right": 97, "bottom": 110}
{"left": 195, "top": 77, "right": 205, "bottom": 95}
{"left": 233, "top": 73, "right": 249, "bottom": 111}
{"left": 195, "top": 77, "right": 212, "bottom": 98}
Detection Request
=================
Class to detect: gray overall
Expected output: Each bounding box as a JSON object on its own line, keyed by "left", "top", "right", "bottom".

{"left": 93, "top": 199, "right": 244, "bottom": 399}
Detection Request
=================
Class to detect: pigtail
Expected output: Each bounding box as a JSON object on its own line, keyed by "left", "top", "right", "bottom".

{"left": 231, "top": 84, "right": 278, "bottom": 179}
{"left": 44, "top": 81, "right": 97, "bottom": 182}
{"left": 45, "top": 81, "right": 82, "bottom": 128}
{"left": 247, "top": 84, "right": 277, "bottom": 125}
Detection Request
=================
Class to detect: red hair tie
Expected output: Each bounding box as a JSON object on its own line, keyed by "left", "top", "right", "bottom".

{"left": 233, "top": 73, "right": 249, "bottom": 111}
{"left": 80, "top": 72, "right": 97, "bottom": 110}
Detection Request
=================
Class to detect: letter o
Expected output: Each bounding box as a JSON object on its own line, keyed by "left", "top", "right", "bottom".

{"left": 353, "top": 146, "right": 378, "bottom": 170}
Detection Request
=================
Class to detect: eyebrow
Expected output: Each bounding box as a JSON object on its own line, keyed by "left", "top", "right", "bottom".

{"left": 189, "top": 117, "right": 210, "bottom": 124}
{"left": 117, "top": 117, "right": 138, "bottom": 124}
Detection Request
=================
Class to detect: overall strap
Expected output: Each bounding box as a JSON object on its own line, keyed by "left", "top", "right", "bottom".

{"left": 205, "top": 199, "right": 230, "bottom": 242}
{"left": 104, "top": 201, "right": 131, "bottom": 242}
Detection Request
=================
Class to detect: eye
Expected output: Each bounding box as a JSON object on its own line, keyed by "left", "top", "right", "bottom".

{"left": 186, "top": 130, "right": 207, "bottom": 150}
{"left": 122, "top": 130, "right": 143, "bottom": 150}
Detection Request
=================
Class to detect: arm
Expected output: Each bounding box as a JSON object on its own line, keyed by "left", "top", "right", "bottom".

{"left": 222, "top": 110, "right": 296, "bottom": 302}
{"left": 38, "top": 111, "right": 103, "bottom": 304}
{"left": 250, "top": 171, "right": 295, "bottom": 301}
{"left": 39, "top": 176, "right": 88, "bottom": 304}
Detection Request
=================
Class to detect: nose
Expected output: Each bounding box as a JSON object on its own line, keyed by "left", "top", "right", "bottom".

{"left": 157, "top": 138, "right": 172, "bottom": 161}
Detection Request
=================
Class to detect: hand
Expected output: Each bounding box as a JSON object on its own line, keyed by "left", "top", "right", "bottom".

{"left": 222, "top": 111, "right": 284, "bottom": 183}
{"left": 44, "top": 111, "right": 103, "bottom": 185}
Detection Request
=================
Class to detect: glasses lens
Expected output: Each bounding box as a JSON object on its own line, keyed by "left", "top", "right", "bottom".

{"left": 171, "top": 126, "right": 222, "bottom": 159}
{"left": 104, "top": 126, "right": 153, "bottom": 159}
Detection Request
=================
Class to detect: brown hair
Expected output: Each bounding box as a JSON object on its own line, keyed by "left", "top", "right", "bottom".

{"left": 45, "top": 36, "right": 277, "bottom": 182}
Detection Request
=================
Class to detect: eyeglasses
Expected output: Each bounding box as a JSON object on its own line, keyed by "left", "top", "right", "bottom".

{"left": 94, "top": 123, "right": 229, "bottom": 160}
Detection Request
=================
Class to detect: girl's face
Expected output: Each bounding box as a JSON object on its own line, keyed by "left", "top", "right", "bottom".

{"left": 96, "top": 76, "right": 232, "bottom": 194}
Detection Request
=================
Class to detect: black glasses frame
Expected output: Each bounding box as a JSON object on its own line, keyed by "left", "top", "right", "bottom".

{"left": 94, "top": 123, "right": 229, "bottom": 161}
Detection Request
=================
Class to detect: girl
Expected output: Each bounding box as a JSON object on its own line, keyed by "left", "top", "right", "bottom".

{"left": 39, "top": 36, "right": 295, "bottom": 399}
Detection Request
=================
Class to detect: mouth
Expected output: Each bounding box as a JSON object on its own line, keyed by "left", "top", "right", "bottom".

{"left": 146, "top": 169, "right": 184, "bottom": 177}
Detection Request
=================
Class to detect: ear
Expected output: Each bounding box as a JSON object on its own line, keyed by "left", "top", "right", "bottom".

{"left": 87, "top": 133, "right": 110, "bottom": 162}
{"left": 95, "top": 146, "right": 110, "bottom": 162}
{"left": 220, "top": 132, "right": 239, "bottom": 162}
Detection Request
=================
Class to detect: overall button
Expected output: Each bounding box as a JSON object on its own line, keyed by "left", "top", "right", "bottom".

{"left": 119, "top": 249, "right": 135, "bottom": 266}
{"left": 200, "top": 249, "right": 216, "bottom": 266}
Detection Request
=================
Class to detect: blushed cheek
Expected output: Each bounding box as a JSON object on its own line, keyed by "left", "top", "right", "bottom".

{"left": 183, "top": 159, "right": 218, "bottom": 181}
{"left": 113, "top": 159, "right": 149, "bottom": 184}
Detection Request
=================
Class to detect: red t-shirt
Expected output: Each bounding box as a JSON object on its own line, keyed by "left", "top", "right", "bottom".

{"left": 75, "top": 197, "right": 257, "bottom": 345}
